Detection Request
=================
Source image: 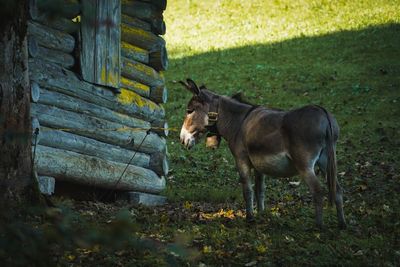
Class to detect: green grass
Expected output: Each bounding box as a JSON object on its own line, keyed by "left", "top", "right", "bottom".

{"left": 159, "top": 0, "right": 400, "bottom": 265}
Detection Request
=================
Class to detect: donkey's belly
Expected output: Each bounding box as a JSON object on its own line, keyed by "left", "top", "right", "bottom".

{"left": 250, "top": 152, "right": 297, "bottom": 177}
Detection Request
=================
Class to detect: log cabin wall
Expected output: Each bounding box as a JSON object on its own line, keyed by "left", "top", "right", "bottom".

{"left": 28, "top": 0, "right": 169, "bottom": 201}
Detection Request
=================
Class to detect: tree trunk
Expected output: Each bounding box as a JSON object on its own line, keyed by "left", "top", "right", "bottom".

{"left": 0, "top": 0, "right": 40, "bottom": 208}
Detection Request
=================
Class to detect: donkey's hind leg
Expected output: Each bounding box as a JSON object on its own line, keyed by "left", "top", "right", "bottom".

{"left": 254, "top": 171, "right": 266, "bottom": 213}
{"left": 300, "top": 169, "right": 323, "bottom": 228}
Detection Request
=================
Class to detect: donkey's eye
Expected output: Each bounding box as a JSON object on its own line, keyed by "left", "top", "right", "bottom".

{"left": 187, "top": 109, "right": 194, "bottom": 114}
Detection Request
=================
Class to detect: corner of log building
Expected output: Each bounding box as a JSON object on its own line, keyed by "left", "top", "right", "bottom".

{"left": 28, "top": 0, "right": 169, "bottom": 204}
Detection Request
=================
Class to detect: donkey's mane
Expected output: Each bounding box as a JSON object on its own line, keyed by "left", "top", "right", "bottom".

{"left": 230, "top": 92, "right": 256, "bottom": 106}
{"left": 231, "top": 92, "right": 284, "bottom": 112}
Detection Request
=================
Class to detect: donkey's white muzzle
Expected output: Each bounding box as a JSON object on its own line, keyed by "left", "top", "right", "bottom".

{"left": 180, "top": 127, "right": 196, "bottom": 149}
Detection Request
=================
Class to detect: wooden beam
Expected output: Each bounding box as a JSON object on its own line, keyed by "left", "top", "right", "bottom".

{"left": 80, "top": 0, "right": 120, "bottom": 88}
{"left": 35, "top": 145, "right": 166, "bottom": 193}
{"left": 121, "top": 14, "right": 151, "bottom": 32}
{"left": 29, "top": 0, "right": 78, "bottom": 33}
{"left": 39, "top": 127, "right": 150, "bottom": 168}
{"left": 149, "top": 45, "right": 168, "bottom": 71}
{"left": 126, "top": 191, "right": 166, "bottom": 206}
{"left": 121, "top": 1, "right": 165, "bottom": 35}
{"left": 121, "top": 23, "right": 164, "bottom": 52}
{"left": 35, "top": 0, "right": 81, "bottom": 20}
{"left": 152, "top": 120, "right": 169, "bottom": 137}
{"left": 28, "top": 37, "right": 75, "bottom": 68}
{"left": 120, "top": 76, "right": 150, "bottom": 98}
{"left": 121, "top": 41, "right": 149, "bottom": 64}
{"left": 28, "top": 21, "right": 75, "bottom": 53}
{"left": 31, "top": 103, "right": 166, "bottom": 154}
{"left": 149, "top": 152, "right": 169, "bottom": 177}
{"left": 31, "top": 117, "right": 41, "bottom": 145}
{"left": 121, "top": 57, "right": 164, "bottom": 89}
{"left": 29, "top": 58, "right": 165, "bottom": 122}
{"left": 37, "top": 175, "right": 55, "bottom": 195}
{"left": 38, "top": 88, "right": 150, "bottom": 130}
{"left": 150, "top": 85, "right": 168, "bottom": 104}
{"left": 30, "top": 82, "right": 40, "bottom": 103}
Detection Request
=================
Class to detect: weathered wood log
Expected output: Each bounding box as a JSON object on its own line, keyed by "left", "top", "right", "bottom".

{"left": 29, "top": 58, "right": 165, "bottom": 122}
{"left": 149, "top": 45, "right": 168, "bottom": 71}
{"left": 35, "top": 145, "right": 166, "bottom": 193}
{"left": 35, "top": 0, "right": 81, "bottom": 20}
{"left": 126, "top": 191, "right": 166, "bottom": 206}
{"left": 150, "top": 85, "right": 168, "bottom": 104}
{"left": 134, "top": 0, "right": 167, "bottom": 11}
{"left": 121, "top": 23, "right": 165, "bottom": 52}
{"left": 150, "top": 152, "right": 169, "bottom": 176}
{"left": 39, "top": 127, "right": 150, "bottom": 168}
{"left": 116, "top": 88, "right": 168, "bottom": 128}
{"left": 121, "top": 1, "right": 165, "bottom": 35}
{"left": 38, "top": 88, "right": 150, "bottom": 130}
{"left": 31, "top": 82, "right": 40, "bottom": 103}
{"left": 31, "top": 103, "right": 166, "bottom": 154}
{"left": 152, "top": 120, "right": 169, "bottom": 137}
{"left": 80, "top": 0, "right": 120, "bottom": 89}
{"left": 31, "top": 117, "right": 41, "bottom": 145}
{"left": 31, "top": 15, "right": 78, "bottom": 33}
{"left": 120, "top": 76, "right": 150, "bottom": 98}
{"left": 27, "top": 34, "right": 39, "bottom": 57}
{"left": 121, "top": 41, "right": 149, "bottom": 64}
{"left": 28, "top": 21, "right": 75, "bottom": 53}
{"left": 37, "top": 175, "right": 55, "bottom": 195}
{"left": 28, "top": 37, "right": 75, "bottom": 68}
{"left": 121, "top": 14, "right": 151, "bottom": 32}
{"left": 29, "top": 0, "right": 78, "bottom": 33}
{"left": 121, "top": 57, "right": 164, "bottom": 89}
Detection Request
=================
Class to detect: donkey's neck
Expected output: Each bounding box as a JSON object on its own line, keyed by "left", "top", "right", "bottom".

{"left": 216, "top": 96, "right": 254, "bottom": 143}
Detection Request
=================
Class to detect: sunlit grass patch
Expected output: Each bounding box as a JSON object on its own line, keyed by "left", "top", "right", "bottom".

{"left": 165, "top": 0, "right": 400, "bottom": 57}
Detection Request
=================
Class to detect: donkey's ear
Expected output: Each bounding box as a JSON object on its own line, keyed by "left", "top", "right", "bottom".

{"left": 179, "top": 79, "right": 200, "bottom": 95}
{"left": 186, "top": 78, "right": 200, "bottom": 95}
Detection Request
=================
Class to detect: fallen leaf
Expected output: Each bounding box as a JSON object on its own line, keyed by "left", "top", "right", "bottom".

{"left": 354, "top": 250, "right": 363, "bottom": 256}
{"left": 203, "top": 246, "right": 212, "bottom": 253}
{"left": 245, "top": 260, "right": 257, "bottom": 266}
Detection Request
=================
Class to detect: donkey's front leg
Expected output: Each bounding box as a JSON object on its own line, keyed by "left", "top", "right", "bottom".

{"left": 237, "top": 160, "right": 254, "bottom": 222}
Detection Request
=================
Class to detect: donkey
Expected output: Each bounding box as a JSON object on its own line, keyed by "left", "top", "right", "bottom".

{"left": 179, "top": 79, "right": 346, "bottom": 229}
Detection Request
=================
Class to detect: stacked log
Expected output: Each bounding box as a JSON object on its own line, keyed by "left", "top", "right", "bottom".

{"left": 28, "top": 0, "right": 78, "bottom": 70}
{"left": 120, "top": 0, "right": 169, "bottom": 106}
{"left": 28, "top": 0, "right": 169, "bottom": 199}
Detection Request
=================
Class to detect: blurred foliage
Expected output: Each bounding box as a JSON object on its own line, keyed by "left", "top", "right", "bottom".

{"left": 0, "top": 202, "right": 193, "bottom": 266}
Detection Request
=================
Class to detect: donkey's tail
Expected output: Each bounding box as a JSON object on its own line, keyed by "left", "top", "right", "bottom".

{"left": 315, "top": 105, "right": 337, "bottom": 206}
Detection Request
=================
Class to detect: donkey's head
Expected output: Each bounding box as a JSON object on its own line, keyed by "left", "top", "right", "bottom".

{"left": 179, "top": 79, "right": 219, "bottom": 149}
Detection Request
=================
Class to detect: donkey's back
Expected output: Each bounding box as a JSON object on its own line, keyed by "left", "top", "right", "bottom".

{"left": 242, "top": 105, "right": 339, "bottom": 177}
